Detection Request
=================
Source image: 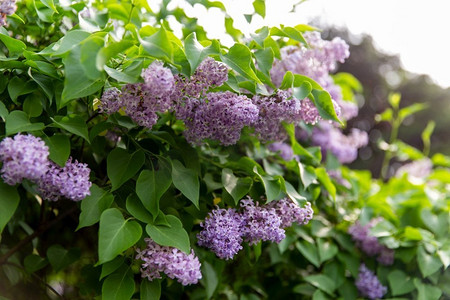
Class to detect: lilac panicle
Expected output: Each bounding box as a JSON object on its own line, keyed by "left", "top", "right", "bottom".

{"left": 267, "top": 198, "right": 313, "bottom": 228}
{"left": 141, "top": 61, "right": 175, "bottom": 97}
{"left": 312, "top": 122, "right": 368, "bottom": 164}
{"left": 197, "top": 207, "right": 245, "bottom": 260}
{"left": 240, "top": 197, "right": 285, "bottom": 245}
{"left": 251, "top": 90, "right": 302, "bottom": 142}
{"left": 191, "top": 57, "right": 228, "bottom": 89}
{"left": 348, "top": 219, "right": 394, "bottom": 266}
{"left": 39, "top": 157, "right": 92, "bottom": 202}
{"left": 355, "top": 264, "right": 387, "bottom": 299}
{"left": 0, "top": 0, "right": 17, "bottom": 26}
{"left": 136, "top": 238, "right": 202, "bottom": 286}
{"left": 0, "top": 134, "right": 49, "bottom": 185}
{"left": 180, "top": 91, "right": 259, "bottom": 146}
{"left": 99, "top": 87, "right": 122, "bottom": 114}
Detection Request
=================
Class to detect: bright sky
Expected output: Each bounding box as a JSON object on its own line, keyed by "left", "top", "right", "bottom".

{"left": 162, "top": 0, "right": 450, "bottom": 88}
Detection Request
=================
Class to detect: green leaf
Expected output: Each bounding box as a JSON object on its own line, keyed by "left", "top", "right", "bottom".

{"left": 388, "top": 92, "right": 401, "bottom": 109}
{"left": 279, "top": 71, "right": 294, "bottom": 90}
{"left": 125, "top": 194, "right": 153, "bottom": 224}
{"left": 414, "top": 278, "right": 442, "bottom": 300}
{"left": 45, "top": 134, "right": 70, "bottom": 167}
{"left": 284, "top": 181, "right": 307, "bottom": 203}
{"left": 5, "top": 111, "right": 44, "bottom": 136}
{"left": 221, "top": 168, "right": 252, "bottom": 205}
{"left": 23, "top": 94, "right": 43, "bottom": 117}
{"left": 305, "top": 274, "right": 336, "bottom": 296}
{"left": 263, "top": 36, "right": 280, "bottom": 59}
{"left": 201, "top": 261, "right": 218, "bottom": 299}
{"left": 80, "top": 36, "right": 105, "bottom": 80}
{"left": 221, "top": 44, "right": 262, "bottom": 84}
{"left": 0, "top": 182, "right": 20, "bottom": 234}
{"left": 0, "top": 28, "right": 26, "bottom": 56}
{"left": 140, "top": 280, "right": 161, "bottom": 300}
{"left": 317, "top": 239, "right": 338, "bottom": 263}
{"left": 254, "top": 48, "right": 273, "bottom": 76}
{"left": 107, "top": 149, "right": 145, "bottom": 192}
{"left": 60, "top": 46, "right": 104, "bottom": 108}
{"left": 139, "top": 27, "right": 173, "bottom": 61}
{"left": 51, "top": 30, "right": 91, "bottom": 56}
{"left": 102, "top": 267, "right": 135, "bottom": 300}
{"left": 224, "top": 17, "right": 243, "bottom": 41}
{"left": 293, "top": 81, "right": 312, "bottom": 100}
{"left": 270, "top": 26, "right": 307, "bottom": 45}
{"left": 28, "top": 72, "right": 54, "bottom": 101}
{"left": 399, "top": 103, "right": 428, "bottom": 122}
{"left": 7, "top": 77, "right": 36, "bottom": 104}
{"left": 41, "top": 0, "right": 57, "bottom": 12}
{"left": 310, "top": 90, "right": 342, "bottom": 124}
{"left": 315, "top": 168, "right": 336, "bottom": 200}
{"left": 387, "top": 270, "right": 415, "bottom": 296}
{"left": 24, "top": 254, "right": 48, "bottom": 274}
{"left": 296, "top": 241, "right": 320, "bottom": 268}
{"left": 417, "top": 246, "right": 442, "bottom": 278}
{"left": 184, "top": 33, "right": 220, "bottom": 75}
{"left": 337, "top": 252, "right": 359, "bottom": 277}
{"left": 171, "top": 160, "right": 199, "bottom": 208}
{"left": 96, "top": 40, "right": 134, "bottom": 71}
{"left": 253, "top": 166, "right": 282, "bottom": 202}
{"left": 78, "top": 184, "right": 114, "bottom": 230}
{"left": 252, "top": 0, "right": 266, "bottom": 18}
{"left": 98, "top": 208, "right": 142, "bottom": 264}
{"left": 421, "top": 120, "right": 435, "bottom": 156}
{"left": 145, "top": 215, "right": 190, "bottom": 254}
{"left": 104, "top": 66, "right": 140, "bottom": 83}
{"left": 100, "top": 256, "right": 125, "bottom": 280}
{"left": 51, "top": 115, "right": 90, "bottom": 143}
{"left": 46, "top": 245, "right": 81, "bottom": 272}
{"left": 136, "top": 164, "right": 172, "bottom": 219}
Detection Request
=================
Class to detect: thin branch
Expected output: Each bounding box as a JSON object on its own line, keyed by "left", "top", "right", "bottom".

{"left": 0, "top": 205, "right": 78, "bottom": 265}
{"left": 4, "top": 261, "right": 66, "bottom": 300}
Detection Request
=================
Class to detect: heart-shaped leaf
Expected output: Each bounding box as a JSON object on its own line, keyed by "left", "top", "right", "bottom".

{"left": 221, "top": 168, "right": 252, "bottom": 205}
{"left": 98, "top": 208, "right": 142, "bottom": 264}
{"left": 145, "top": 215, "right": 190, "bottom": 254}
{"left": 107, "top": 149, "right": 145, "bottom": 191}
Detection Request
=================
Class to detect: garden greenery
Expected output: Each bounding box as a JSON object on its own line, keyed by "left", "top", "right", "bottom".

{"left": 0, "top": 0, "right": 449, "bottom": 299}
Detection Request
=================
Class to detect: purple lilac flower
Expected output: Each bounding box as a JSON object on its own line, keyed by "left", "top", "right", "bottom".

{"left": 99, "top": 87, "right": 122, "bottom": 114}
{"left": 268, "top": 142, "right": 294, "bottom": 161}
{"left": 240, "top": 197, "right": 285, "bottom": 245}
{"left": 312, "top": 122, "right": 368, "bottom": 164}
{"left": 192, "top": 57, "right": 228, "bottom": 88}
{"left": 348, "top": 219, "right": 394, "bottom": 265}
{"left": 39, "top": 157, "right": 91, "bottom": 202}
{"left": 180, "top": 91, "right": 259, "bottom": 146}
{"left": 251, "top": 90, "right": 302, "bottom": 141}
{"left": 197, "top": 207, "right": 245, "bottom": 260}
{"left": 395, "top": 158, "right": 433, "bottom": 179}
{"left": 136, "top": 238, "right": 202, "bottom": 286}
{"left": 270, "top": 32, "right": 355, "bottom": 121}
{"left": 355, "top": 264, "right": 387, "bottom": 299}
{"left": 0, "top": 134, "right": 49, "bottom": 185}
{"left": 0, "top": 0, "right": 17, "bottom": 26}
{"left": 267, "top": 198, "right": 313, "bottom": 228}
{"left": 141, "top": 61, "right": 175, "bottom": 97}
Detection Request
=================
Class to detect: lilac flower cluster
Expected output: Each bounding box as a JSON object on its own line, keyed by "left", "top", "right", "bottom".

{"left": 251, "top": 90, "right": 301, "bottom": 141}
{"left": 100, "top": 61, "right": 175, "bottom": 129}
{"left": 268, "top": 142, "right": 294, "bottom": 161}
{"left": 270, "top": 31, "right": 357, "bottom": 122}
{"left": 240, "top": 197, "right": 285, "bottom": 245}
{"left": 197, "top": 208, "right": 245, "bottom": 260}
{"left": 348, "top": 219, "right": 394, "bottom": 265}
{"left": 0, "top": 0, "right": 17, "bottom": 26}
{"left": 0, "top": 134, "right": 92, "bottom": 202}
{"left": 197, "top": 197, "right": 313, "bottom": 259}
{"left": 179, "top": 91, "right": 259, "bottom": 146}
{"left": 0, "top": 134, "right": 50, "bottom": 185}
{"left": 39, "top": 158, "right": 92, "bottom": 202}
{"left": 395, "top": 158, "right": 433, "bottom": 179}
{"left": 312, "top": 122, "right": 368, "bottom": 164}
{"left": 136, "top": 238, "right": 202, "bottom": 286}
{"left": 355, "top": 264, "right": 387, "bottom": 299}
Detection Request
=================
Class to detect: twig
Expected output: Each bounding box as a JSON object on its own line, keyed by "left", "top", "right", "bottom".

{"left": 0, "top": 205, "right": 78, "bottom": 265}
